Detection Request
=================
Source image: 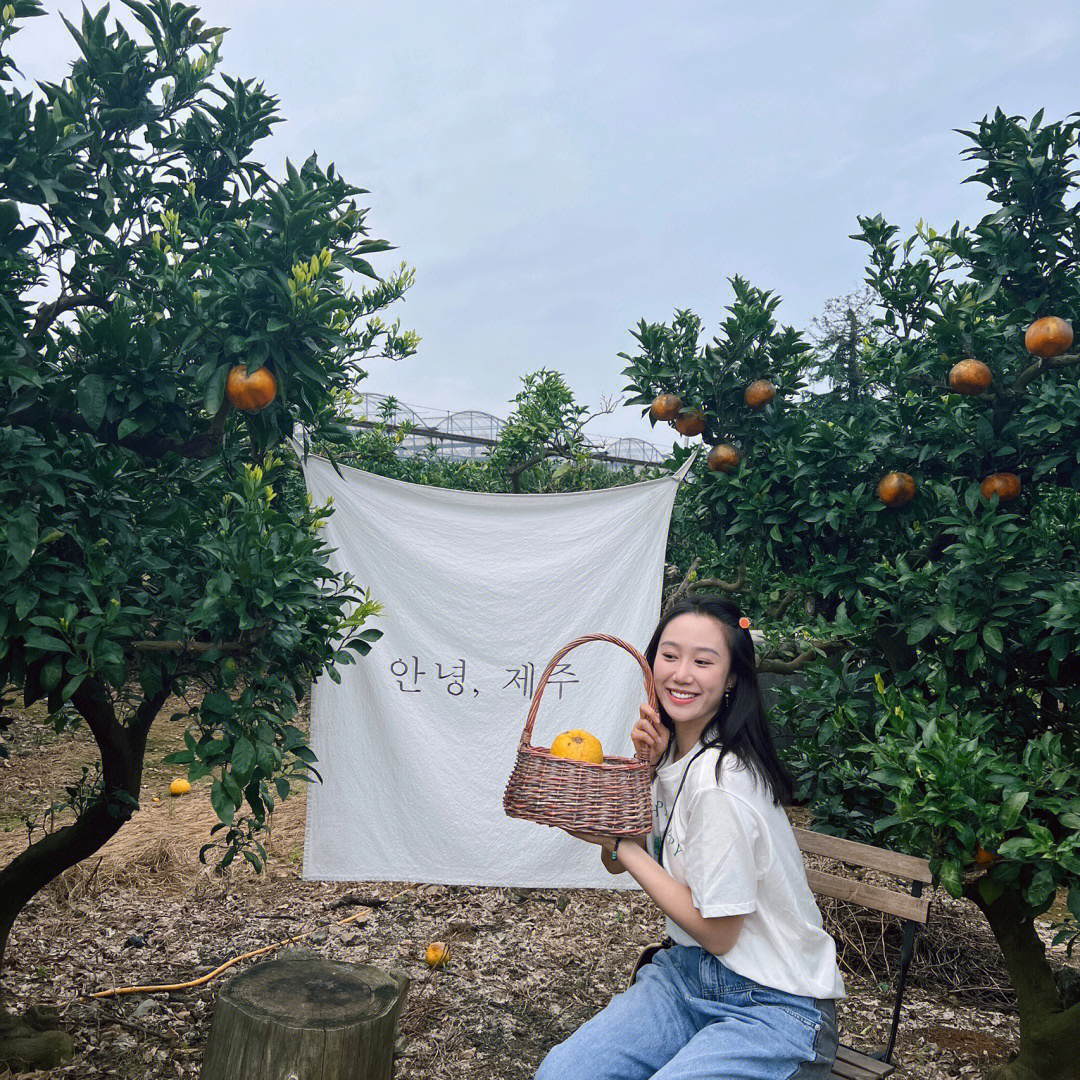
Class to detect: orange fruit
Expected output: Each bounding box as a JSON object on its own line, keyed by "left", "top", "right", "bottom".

{"left": 425, "top": 942, "right": 449, "bottom": 969}
{"left": 673, "top": 409, "right": 706, "bottom": 437}
{"left": 169, "top": 778, "right": 191, "bottom": 796}
{"left": 550, "top": 730, "right": 604, "bottom": 765}
{"left": 980, "top": 473, "right": 1021, "bottom": 503}
{"left": 226, "top": 364, "right": 277, "bottom": 412}
{"left": 948, "top": 359, "right": 992, "bottom": 395}
{"left": 744, "top": 380, "right": 776, "bottom": 409}
{"left": 707, "top": 444, "right": 741, "bottom": 473}
{"left": 877, "top": 472, "right": 915, "bottom": 508}
{"left": 1024, "top": 316, "right": 1073, "bottom": 359}
{"left": 649, "top": 393, "right": 682, "bottom": 422}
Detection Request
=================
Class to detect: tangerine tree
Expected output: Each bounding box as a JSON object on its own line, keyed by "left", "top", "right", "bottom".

{"left": 0, "top": 0, "right": 415, "bottom": 1033}
{"left": 621, "top": 110, "right": 1080, "bottom": 1080}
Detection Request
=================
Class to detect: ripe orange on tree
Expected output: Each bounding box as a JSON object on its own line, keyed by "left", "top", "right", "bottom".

{"left": 226, "top": 364, "right": 277, "bottom": 412}
{"left": 1024, "top": 316, "right": 1073, "bottom": 359}
{"left": 707, "top": 444, "right": 741, "bottom": 473}
{"left": 877, "top": 472, "right": 916, "bottom": 508}
{"left": 948, "top": 359, "right": 992, "bottom": 395}
{"left": 981, "top": 472, "right": 1021, "bottom": 502}
{"left": 744, "top": 380, "right": 776, "bottom": 409}
{"left": 650, "top": 393, "right": 682, "bottom": 422}
{"left": 673, "top": 408, "right": 706, "bottom": 437}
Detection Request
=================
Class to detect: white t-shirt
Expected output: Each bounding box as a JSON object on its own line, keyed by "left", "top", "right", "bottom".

{"left": 646, "top": 742, "right": 846, "bottom": 1000}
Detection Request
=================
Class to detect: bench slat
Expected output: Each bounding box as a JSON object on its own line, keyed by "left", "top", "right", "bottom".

{"left": 794, "top": 826, "right": 933, "bottom": 883}
{"left": 806, "top": 868, "right": 931, "bottom": 923}
{"left": 830, "top": 1044, "right": 896, "bottom": 1078}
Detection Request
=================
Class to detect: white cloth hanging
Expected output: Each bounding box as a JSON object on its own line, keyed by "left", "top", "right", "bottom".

{"left": 298, "top": 452, "right": 692, "bottom": 887}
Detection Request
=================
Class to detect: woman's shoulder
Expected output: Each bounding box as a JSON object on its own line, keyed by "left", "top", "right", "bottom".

{"left": 690, "top": 746, "right": 770, "bottom": 803}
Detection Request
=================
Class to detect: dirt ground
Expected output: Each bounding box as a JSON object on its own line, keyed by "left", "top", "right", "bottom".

{"left": 0, "top": 699, "right": 1074, "bottom": 1079}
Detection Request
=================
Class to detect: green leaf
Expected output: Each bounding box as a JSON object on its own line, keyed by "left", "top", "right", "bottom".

{"left": 231, "top": 736, "right": 256, "bottom": 786}
{"left": 117, "top": 417, "right": 139, "bottom": 440}
{"left": 982, "top": 625, "right": 1003, "bottom": 653}
{"left": 935, "top": 605, "right": 959, "bottom": 633}
{"left": 1000, "top": 791, "right": 1029, "bottom": 830}
{"left": 255, "top": 740, "right": 276, "bottom": 776}
{"left": 204, "top": 364, "right": 230, "bottom": 415}
{"left": 210, "top": 779, "right": 235, "bottom": 825}
{"left": 997, "top": 574, "right": 1026, "bottom": 591}
{"left": 77, "top": 374, "right": 106, "bottom": 430}
{"left": 938, "top": 858, "right": 963, "bottom": 898}
{"left": 6, "top": 507, "right": 38, "bottom": 568}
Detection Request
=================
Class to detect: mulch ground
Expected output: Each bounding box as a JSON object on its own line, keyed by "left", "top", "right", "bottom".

{"left": 0, "top": 699, "right": 1073, "bottom": 1079}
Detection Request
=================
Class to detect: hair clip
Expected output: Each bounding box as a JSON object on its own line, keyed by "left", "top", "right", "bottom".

{"left": 738, "top": 616, "right": 751, "bottom": 629}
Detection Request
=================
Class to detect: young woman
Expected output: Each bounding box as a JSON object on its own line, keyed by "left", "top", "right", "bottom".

{"left": 535, "top": 595, "right": 845, "bottom": 1080}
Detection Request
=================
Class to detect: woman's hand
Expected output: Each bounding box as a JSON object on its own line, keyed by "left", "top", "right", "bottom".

{"left": 564, "top": 829, "right": 616, "bottom": 854}
{"left": 632, "top": 703, "right": 670, "bottom": 766}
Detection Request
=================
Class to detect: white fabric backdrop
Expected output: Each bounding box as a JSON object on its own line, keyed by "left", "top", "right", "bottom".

{"left": 298, "top": 454, "right": 690, "bottom": 887}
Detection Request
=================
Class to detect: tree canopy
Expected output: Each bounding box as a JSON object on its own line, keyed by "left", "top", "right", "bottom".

{"left": 621, "top": 110, "right": 1080, "bottom": 1080}
{"left": 0, "top": 0, "right": 412, "bottom": 977}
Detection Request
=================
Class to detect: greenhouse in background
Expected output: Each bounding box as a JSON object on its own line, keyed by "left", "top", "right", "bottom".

{"left": 349, "top": 393, "right": 667, "bottom": 470}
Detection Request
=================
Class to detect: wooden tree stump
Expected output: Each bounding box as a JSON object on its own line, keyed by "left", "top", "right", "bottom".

{"left": 201, "top": 954, "right": 409, "bottom": 1080}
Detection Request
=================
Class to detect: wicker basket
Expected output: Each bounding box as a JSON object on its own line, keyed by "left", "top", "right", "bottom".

{"left": 502, "top": 633, "right": 655, "bottom": 836}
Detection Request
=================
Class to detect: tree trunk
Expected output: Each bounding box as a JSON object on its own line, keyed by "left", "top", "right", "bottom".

{"left": 966, "top": 878, "right": 1080, "bottom": 1080}
{"left": 201, "top": 954, "right": 409, "bottom": 1080}
{"left": 0, "top": 678, "right": 167, "bottom": 990}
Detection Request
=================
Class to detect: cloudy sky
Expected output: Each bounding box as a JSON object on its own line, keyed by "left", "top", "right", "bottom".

{"left": 20, "top": 1, "right": 1080, "bottom": 453}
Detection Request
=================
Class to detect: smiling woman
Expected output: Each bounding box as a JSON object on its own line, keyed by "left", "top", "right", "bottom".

{"left": 539, "top": 595, "right": 846, "bottom": 1080}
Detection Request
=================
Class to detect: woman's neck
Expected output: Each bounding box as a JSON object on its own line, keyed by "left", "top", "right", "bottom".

{"left": 671, "top": 720, "right": 709, "bottom": 762}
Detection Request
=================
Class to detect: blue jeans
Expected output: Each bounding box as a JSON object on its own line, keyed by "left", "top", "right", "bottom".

{"left": 535, "top": 944, "right": 838, "bottom": 1080}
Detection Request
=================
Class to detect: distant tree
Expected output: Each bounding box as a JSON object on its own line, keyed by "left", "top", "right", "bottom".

{"left": 808, "top": 287, "right": 877, "bottom": 403}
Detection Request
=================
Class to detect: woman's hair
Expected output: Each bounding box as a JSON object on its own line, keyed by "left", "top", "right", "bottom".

{"left": 644, "top": 594, "right": 793, "bottom": 806}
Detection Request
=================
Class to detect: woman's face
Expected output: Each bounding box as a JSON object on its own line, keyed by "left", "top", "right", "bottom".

{"left": 653, "top": 612, "right": 734, "bottom": 729}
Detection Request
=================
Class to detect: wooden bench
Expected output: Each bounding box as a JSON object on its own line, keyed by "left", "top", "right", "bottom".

{"left": 629, "top": 826, "right": 933, "bottom": 1080}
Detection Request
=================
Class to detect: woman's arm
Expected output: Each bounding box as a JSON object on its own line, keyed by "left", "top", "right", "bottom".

{"left": 614, "top": 838, "right": 745, "bottom": 956}
{"left": 600, "top": 835, "right": 645, "bottom": 874}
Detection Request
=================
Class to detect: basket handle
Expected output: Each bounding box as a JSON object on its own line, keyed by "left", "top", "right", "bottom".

{"left": 520, "top": 634, "right": 657, "bottom": 761}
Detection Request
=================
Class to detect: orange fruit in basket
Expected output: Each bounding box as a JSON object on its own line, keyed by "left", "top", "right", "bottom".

{"left": 550, "top": 729, "right": 604, "bottom": 765}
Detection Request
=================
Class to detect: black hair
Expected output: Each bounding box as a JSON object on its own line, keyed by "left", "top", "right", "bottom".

{"left": 645, "top": 594, "right": 793, "bottom": 807}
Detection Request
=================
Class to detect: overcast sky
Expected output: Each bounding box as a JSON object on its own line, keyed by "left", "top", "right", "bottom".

{"left": 20, "top": 2, "right": 1080, "bottom": 453}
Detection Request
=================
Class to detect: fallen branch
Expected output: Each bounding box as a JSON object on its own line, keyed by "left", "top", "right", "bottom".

{"left": 89, "top": 909, "right": 373, "bottom": 999}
